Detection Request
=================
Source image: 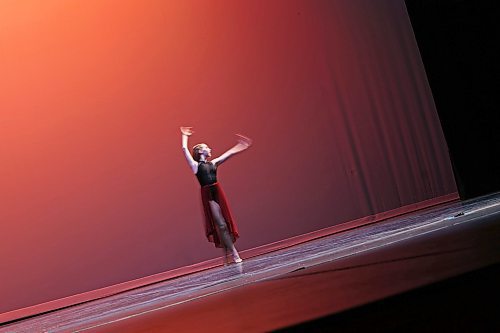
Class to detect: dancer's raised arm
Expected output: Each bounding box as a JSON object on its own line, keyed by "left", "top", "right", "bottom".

{"left": 180, "top": 126, "right": 198, "bottom": 173}
{"left": 211, "top": 134, "right": 252, "bottom": 166}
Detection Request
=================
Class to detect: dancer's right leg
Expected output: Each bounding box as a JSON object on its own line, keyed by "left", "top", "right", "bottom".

{"left": 209, "top": 200, "right": 242, "bottom": 263}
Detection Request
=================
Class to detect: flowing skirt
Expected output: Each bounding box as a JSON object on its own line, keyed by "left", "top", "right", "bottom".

{"left": 200, "top": 182, "right": 239, "bottom": 248}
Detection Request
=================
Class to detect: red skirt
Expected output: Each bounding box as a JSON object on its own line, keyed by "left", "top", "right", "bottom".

{"left": 200, "top": 182, "right": 239, "bottom": 248}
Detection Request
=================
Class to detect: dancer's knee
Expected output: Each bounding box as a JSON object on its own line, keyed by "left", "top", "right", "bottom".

{"left": 216, "top": 220, "right": 228, "bottom": 232}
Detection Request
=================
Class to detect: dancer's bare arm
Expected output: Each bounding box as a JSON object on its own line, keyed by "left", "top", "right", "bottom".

{"left": 211, "top": 134, "right": 252, "bottom": 166}
{"left": 180, "top": 127, "right": 198, "bottom": 173}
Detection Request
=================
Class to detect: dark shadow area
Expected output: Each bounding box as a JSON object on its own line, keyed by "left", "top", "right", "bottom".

{"left": 404, "top": 1, "right": 500, "bottom": 199}
{"left": 278, "top": 263, "right": 500, "bottom": 332}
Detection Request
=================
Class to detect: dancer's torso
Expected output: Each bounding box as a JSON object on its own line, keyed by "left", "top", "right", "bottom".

{"left": 196, "top": 161, "right": 218, "bottom": 186}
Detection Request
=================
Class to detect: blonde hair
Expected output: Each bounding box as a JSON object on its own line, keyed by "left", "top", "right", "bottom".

{"left": 192, "top": 143, "right": 207, "bottom": 162}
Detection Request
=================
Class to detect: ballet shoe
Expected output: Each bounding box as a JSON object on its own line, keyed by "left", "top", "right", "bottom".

{"left": 233, "top": 256, "right": 243, "bottom": 263}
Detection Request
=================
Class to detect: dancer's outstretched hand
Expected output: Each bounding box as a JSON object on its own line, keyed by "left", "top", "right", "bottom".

{"left": 236, "top": 134, "right": 252, "bottom": 148}
{"left": 180, "top": 127, "right": 194, "bottom": 136}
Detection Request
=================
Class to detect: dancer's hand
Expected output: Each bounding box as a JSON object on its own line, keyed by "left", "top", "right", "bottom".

{"left": 235, "top": 134, "right": 252, "bottom": 148}
{"left": 180, "top": 127, "right": 194, "bottom": 136}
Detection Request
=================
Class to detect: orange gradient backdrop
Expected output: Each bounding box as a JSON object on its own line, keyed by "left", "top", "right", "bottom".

{"left": 0, "top": 0, "right": 456, "bottom": 314}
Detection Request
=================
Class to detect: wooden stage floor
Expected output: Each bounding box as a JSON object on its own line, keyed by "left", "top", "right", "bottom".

{"left": 2, "top": 192, "right": 500, "bottom": 332}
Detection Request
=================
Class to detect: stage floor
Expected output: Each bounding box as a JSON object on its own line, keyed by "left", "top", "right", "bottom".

{"left": 2, "top": 192, "right": 500, "bottom": 332}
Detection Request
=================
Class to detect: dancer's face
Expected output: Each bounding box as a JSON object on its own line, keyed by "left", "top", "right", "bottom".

{"left": 199, "top": 144, "right": 212, "bottom": 157}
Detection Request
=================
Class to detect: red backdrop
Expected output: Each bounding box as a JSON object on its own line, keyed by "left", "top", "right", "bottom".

{"left": 0, "top": 0, "right": 456, "bottom": 314}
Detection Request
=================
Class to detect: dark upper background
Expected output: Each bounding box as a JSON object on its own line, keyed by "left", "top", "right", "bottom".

{"left": 404, "top": 0, "right": 499, "bottom": 199}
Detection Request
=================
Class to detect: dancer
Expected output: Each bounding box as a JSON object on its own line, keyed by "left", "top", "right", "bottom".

{"left": 180, "top": 126, "right": 252, "bottom": 264}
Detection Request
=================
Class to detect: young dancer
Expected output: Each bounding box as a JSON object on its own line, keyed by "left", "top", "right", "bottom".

{"left": 180, "top": 127, "right": 252, "bottom": 263}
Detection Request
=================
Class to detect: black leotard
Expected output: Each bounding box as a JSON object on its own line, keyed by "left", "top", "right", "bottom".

{"left": 196, "top": 161, "right": 218, "bottom": 186}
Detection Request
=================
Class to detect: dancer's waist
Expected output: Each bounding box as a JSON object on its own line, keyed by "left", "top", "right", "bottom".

{"left": 201, "top": 181, "right": 219, "bottom": 188}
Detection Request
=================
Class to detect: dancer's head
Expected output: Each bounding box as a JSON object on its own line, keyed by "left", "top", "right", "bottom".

{"left": 192, "top": 143, "right": 211, "bottom": 161}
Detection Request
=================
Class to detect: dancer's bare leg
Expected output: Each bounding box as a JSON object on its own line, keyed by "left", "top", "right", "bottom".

{"left": 209, "top": 201, "right": 242, "bottom": 263}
